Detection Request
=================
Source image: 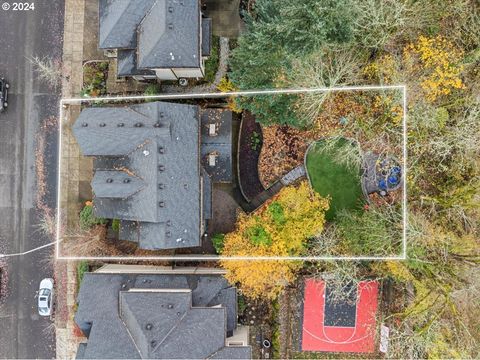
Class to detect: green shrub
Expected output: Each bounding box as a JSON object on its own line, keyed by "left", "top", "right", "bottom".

{"left": 237, "top": 294, "right": 247, "bottom": 314}
{"left": 250, "top": 131, "right": 261, "bottom": 151}
{"left": 111, "top": 219, "right": 120, "bottom": 232}
{"left": 212, "top": 233, "right": 225, "bottom": 254}
{"left": 245, "top": 224, "right": 272, "bottom": 246}
{"left": 79, "top": 204, "right": 106, "bottom": 230}
{"left": 143, "top": 83, "right": 162, "bottom": 102}
{"left": 268, "top": 202, "right": 286, "bottom": 226}
{"left": 204, "top": 36, "right": 219, "bottom": 83}
{"left": 76, "top": 261, "right": 89, "bottom": 287}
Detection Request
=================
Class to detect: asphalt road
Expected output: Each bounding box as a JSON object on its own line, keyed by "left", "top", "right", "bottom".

{"left": 0, "top": 1, "right": 64, "bottom": 358}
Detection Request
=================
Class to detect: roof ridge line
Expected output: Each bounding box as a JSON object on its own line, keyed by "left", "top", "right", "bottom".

{"left": 152, "top": 309, "right": 189, "bottom": 353}
{"left": 125, "top": 106, "right": 153, "bottom": 120}
{"left": 102, "top": 1, "right": 137, "bottom": 49}
{"left": 118, "top": 294, "right": 143, "bottom": 358}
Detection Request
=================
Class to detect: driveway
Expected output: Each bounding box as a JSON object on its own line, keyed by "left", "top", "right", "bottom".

{"left": 0, "top": 1, "right": 64, "bottom": 358}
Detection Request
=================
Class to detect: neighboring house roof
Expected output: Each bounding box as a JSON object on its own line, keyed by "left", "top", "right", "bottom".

{"left": 73, "top": 102, "right": 206, "bottom": 250}
{"left": 137, "top": 0, "right": 201, "bottom": 69}
{"left": 99, "top": 0, "right": 209, "bottom": 71}
{"left": 74, "top": 273, "right": 251, "bottom": 359}
{"left": 117, "top": 49, "right": 156, "bottom": 77}
{"left": 99, "top": 0, "right": 156, "bottom": 49}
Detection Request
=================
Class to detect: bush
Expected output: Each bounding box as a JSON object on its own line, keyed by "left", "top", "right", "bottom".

{"left": 76, "top": 261, "right": 89, "bottom": 287}
{"left": 268, "top": 202, "right": 286, "bottom": 226}
{"left": 204, "top": 36, "right": 219, "bottom": 83}
{"left": 211, "top": 233, "right": 225, "bottom": 254}
{"left": 79, "top": 204, "right": 106, "bottom": 230}
{"left": 82, "top": 62, "right": 108, "bottom": 97}
{"left": 111, "top": 219, "right": 120, "bottom": 232}
{"left": 244, "top": 224, "right": 272, "bottom": 246}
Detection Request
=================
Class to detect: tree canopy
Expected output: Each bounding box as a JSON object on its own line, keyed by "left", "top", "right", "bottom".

{"left": 220, "top": 181, "right": 329, "bottom": 299}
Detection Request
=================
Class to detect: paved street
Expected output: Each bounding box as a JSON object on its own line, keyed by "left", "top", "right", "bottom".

{"left": 0, "top": 1, "right": 64, "bottom": 358}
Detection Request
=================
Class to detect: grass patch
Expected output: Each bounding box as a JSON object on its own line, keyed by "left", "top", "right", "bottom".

{"left": 306, "top": 138, "right": 364, "bottom": 220}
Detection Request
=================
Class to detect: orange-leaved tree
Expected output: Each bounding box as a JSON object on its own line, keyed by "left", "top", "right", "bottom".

{"left": 220, "top": 181, "right": 329, "bottom": 300}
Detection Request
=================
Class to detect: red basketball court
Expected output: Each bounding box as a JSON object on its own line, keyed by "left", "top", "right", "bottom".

{"left": 301, "top": 279, "right": 379, "bottom": 353}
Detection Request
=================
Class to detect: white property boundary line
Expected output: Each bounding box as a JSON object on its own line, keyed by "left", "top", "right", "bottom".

{"left": 56, "top": 85, "right": 407, "bottom": 261}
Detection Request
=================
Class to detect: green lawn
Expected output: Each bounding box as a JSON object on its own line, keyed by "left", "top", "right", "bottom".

{"left": 305, "top": 139, "right": 364, "bottom": 220}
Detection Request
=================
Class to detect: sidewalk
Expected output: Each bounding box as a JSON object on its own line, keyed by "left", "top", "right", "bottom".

{"left": 56, "top": 0, "right": 87, "bottom": 358}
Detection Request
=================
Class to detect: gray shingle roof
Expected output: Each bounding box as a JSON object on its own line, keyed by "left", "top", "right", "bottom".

{"left": 137, "top": 0, "right": 201, "bottom": 69}
{"left": 201, "top": 18, "right": 212, "bottom": 57}
{"left": 200, "top": 109, "right": 233, "bottom": 182}
{"left": 73, "top": 102, "right": 208, "bottom": 250}
{"left": 117, "top": 49, "right": 156, "bottom": 77}
{"left": 202, "top": 168, "right": 213, "bottom": 220}
{"left": 92, "top": 170, "right": 146, "bottom": 199}
{"left": 74, "top": 273, "right": 249, "bottom": 359}
{"left": 208, "top": 346, "right": 252, "bottom": 359}
{"left": 99, "top": 0, "right": 157, "bottom": 49}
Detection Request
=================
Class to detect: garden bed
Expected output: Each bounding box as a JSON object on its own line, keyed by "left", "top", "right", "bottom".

{"left": 305, "top": 138, "right": 364, "bottom": 220}
{"left": 82, "top": 61, "right": 109, "bottom": 97}
{"left": 238, "top": 112, "right": 265, "bottom": 201}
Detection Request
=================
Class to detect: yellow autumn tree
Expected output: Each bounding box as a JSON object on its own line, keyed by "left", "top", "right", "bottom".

{"left": 220, "top": 181, "right": 329, "bottom": 299}
{"left": 364, "top": 36, "right": 464, "bottom": 103}
{"left": 404, "top": 35, "right": 464, "bottom": 102}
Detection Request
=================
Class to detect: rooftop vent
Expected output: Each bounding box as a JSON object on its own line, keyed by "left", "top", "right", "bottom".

{"left": 106, "top": 178, "right": 113, "bottom": 183}
{"left": 158, "top": 183, "right": 165, "bottom": 189}
{"left": 166, "top": 231, "right": 171, "bottom": 237}
{"left": 99, "top": 123, "right": 106, "bottom": 127}
{"left": 134, "top": 122, "right": 143, "bottom": 127}
{"left": 159, "top": 201, "right": 165, "bottom": 208}
{"left": 166, "top": 220, "right": 172, "bottom": 226}
{"left": 158, "top": 146, "right": 165, "bottom": 154}
{"left": 158, "top": 165, "right": 165, "bottom": 172}
{"left": 168, "top": 23, "right": 174, "bottom": 30}
{"left": 117, "top": 123, "right": 124, "bottom": 127}
{"left": 154, "top": 122, "right": 161, "bottom": 128}
{"left": 168, "top": 6, "right": 173, "bottom": 12}
{"left": 145, "top": 323, "right": 153, "bottom": 331}
{"left": 168, "top": 304, "right": 174, "bottom": 309}
{"left": 123, "top": 178, "right": 130, "bottom": 183}
{"left": 150, "top": 340, "right": 157, "bottom": 348}
{"left": 81, "top": 122, "right": 88, "bottom": 127}
{"left": 159, "top": 112, "right": 165, "bottom": 118}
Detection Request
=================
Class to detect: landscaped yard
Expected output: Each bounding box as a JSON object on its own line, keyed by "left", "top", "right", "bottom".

{"left": 305, "top": 138, "right": 364, "bottom": 220}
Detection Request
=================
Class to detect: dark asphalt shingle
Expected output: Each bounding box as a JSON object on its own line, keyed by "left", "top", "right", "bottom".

{"left": 201, "top": 18, "right": 212, "bottom": 57}
{"left": 200, "top": 109, "right": 233, "bottom": 182}
{"left": 117, "top": 49, "right": 156, "bottom": 77}
{"left": 92, "top": 170, "right": 146, "bottom": 199}
{"left": 99, "top": 0, "right": 156, "bottom": 49}
{"left": 74, "top": 273, "right": 247, "bottom": 359}
{"left": 137, "top": 0, "right": 201, "bottom": 69}
{"left": 73, "top": 102, "right": 207, "bottom": 250}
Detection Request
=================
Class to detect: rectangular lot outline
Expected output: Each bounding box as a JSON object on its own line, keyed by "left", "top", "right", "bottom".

{"left": 56, "top": 85, "right": 407, "bottom": 261}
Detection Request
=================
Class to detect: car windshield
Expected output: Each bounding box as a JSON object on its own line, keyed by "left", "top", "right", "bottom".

{"left": 39, "top": 289, "right": 51, "bottom": 296}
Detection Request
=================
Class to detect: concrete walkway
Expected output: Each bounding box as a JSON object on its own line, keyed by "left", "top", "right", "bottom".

{"left": 56, "top": 0, "right": 88, "bottom": 358}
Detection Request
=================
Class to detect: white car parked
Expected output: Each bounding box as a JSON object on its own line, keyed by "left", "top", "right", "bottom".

{"left": 38, "top": 278, "right": 54, "bottom": 317}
